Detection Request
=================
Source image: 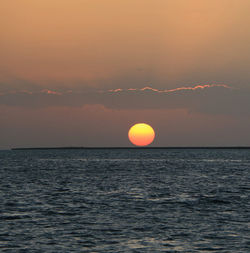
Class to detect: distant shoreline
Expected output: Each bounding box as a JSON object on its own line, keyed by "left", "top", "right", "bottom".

{"left": 11, "top": 146, "right": 250, "bottom": 150}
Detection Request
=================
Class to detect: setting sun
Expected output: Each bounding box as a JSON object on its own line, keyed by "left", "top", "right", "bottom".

{"left": 128, "top": 123, "right": 155, "bottom": 146}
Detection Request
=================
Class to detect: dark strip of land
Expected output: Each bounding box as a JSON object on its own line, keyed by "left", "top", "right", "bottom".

{"left": 12, "top": 147, "right": 250, "bottom": 150}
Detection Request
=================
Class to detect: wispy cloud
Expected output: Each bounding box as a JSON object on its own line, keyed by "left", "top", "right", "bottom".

{"left": 0, "top": 83, "right": 231, "bottom": 97}
{"left": 0, "top": 89, "right": 62, "bottom": 96}
{"left": 108, "top": 84, "right": 231, "bottom": 93}
{"left": 0, "top": 83, "right": 249, "bottom": 116}
{"left": 0, "top": 84, "right": 232, "bottom": 97}
{"left": 41, "top": 89, "right": 62, "bottom": 95}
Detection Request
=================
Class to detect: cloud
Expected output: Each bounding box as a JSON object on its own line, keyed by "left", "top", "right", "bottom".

{"left": 41, "top": 89, "right": 62, "bottom": 95}
{"left": 0, "top": 83, "right": 249, "bottom": 115}
{"left": 108, "top": 84, "right": 231, "bottom": 93}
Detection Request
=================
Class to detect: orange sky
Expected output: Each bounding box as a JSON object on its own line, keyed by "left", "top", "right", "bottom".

{"left": 1, "top": 0, "right": 250, "bottom": 87}
{"left": 1, "top": 0, "right": 250, "bottom": 148}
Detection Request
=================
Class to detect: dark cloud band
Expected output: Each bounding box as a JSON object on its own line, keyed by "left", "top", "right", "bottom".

{"left": 0, "top": 84, "right": 249, "bottom": 115}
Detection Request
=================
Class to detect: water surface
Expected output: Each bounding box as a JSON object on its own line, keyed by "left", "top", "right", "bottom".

{"left": 0, "top": 149, "right": 249, "bottom": 252}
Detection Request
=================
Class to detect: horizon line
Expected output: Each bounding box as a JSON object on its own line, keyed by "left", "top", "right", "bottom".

{"left": 10, "top": 146, "right": 250, "bottom": 151}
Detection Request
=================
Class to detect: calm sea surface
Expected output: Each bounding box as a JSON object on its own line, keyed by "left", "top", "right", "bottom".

{"left": 0, "top": 149, "right": 249, "bottom": 252}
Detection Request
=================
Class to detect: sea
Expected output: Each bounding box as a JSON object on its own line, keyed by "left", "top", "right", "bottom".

{"left": 0, "top": 148, "right": 249, "bottom": 252}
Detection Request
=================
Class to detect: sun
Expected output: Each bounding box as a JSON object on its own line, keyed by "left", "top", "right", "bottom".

{"left": 128, "top": 123, "right": 155, "bottom": 146}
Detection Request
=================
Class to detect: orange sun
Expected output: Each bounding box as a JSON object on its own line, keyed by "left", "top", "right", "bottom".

{"left": 128, "top": 123, "right": 155, "bottom": 146}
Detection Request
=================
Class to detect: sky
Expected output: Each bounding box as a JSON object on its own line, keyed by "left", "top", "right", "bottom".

{"left": 1, "top": 0, "right": 250, "bottom": 148}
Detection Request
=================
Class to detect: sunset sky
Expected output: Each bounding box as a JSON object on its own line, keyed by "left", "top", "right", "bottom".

{"left": 1, "top": 0, "right": 250, "bottom": 148}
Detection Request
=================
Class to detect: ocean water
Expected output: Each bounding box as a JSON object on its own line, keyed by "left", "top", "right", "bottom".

{"left": 0, "top": 148, "right": 249, "bottom": 252}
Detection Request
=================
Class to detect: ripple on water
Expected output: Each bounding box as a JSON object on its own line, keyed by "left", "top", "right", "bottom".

{"left": 0, "top": 149, "right": 249, "bottom": 252}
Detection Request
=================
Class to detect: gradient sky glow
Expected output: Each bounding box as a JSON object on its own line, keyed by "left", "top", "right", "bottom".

{"left": 1, "top": 0, "right": 250, "bottom": 148}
